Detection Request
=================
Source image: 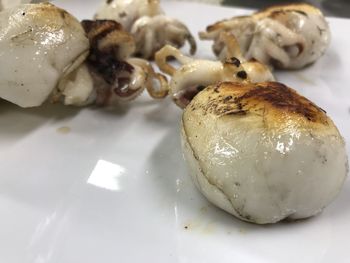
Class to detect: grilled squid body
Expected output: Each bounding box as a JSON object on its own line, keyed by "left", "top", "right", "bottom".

{"left": 0, "top": 3, "right": 90, "bottom": 107}
{"left": 200, "top": 4, "right": 331, "bottom": 69}
{"left": 0, "top": 3, "right": 167, "bottom": 108}
{"left": 95, "top": 0, "right": 196, "bottom": 59}
{"left": 181, "top": 82, "right": 348, "bottom": 224}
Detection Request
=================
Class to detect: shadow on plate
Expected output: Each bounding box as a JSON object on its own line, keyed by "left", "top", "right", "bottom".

{"left": 0, "top": 96, "right": 168, "bottom": 138}
{"left": 0, "top": 100, "right": 80, "bottom": 138}
{"left": 143, "top": 97, "right": 181, "bottom": 127}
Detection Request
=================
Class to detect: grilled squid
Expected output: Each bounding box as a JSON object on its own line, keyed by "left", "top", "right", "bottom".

{"left": 155, "top": 45, "right": 274, "bottom": 108}
{"left": 200, "top": 3, "right": 331, "bottom": 69}
{"left": 182, "top": 81, "right": 348, "bottom": 224}
{"left": 95, "top": 0, "right": 196, "bottom": 59}
{"left": 57, "top": 19, "right": 168, "bottom": 106}
{"left": 0, "top": 3, "right": 167, "bottom": 108}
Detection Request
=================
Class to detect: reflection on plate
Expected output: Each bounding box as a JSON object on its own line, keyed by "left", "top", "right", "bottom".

{"left": 0, "top": 1, "right": 349, "bottom": 262}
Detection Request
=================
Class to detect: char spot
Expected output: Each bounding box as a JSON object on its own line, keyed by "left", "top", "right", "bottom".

{"left": 294, "top": 10, "right": 308, "bottom": 16}
{"left": 227, "top": 110, "right": 247, "bottom": 115}
{"left": 228, "top": 57, "right": 241, "bottom": 67}
{"left": 317, "top": 26, "right": 326, "bottom": 35}
{"left": 59, "top": 10, "right": 68, "bottom": 19}
{"left": 237, "top": 71, "right": 247, "bottom": 79}
{"left": 178, "top": 85, "right": 205, "bottom": 108}
{"left": 119, "top": 12, "right": 127, "bottom": 18}
{"left": 197, "top": 85, "right": 205, "bottom": 92}
{"left": 269, "top": 58, "right": 284, "bottom": 68}
{"left": 81, "top": 20, "right": 123, "bottom": 46}
{"left": 106, "top": 0, "right": 113, "bottom": 3}
{"left": 224, "top": 95, "right": 232, "bottom": 102}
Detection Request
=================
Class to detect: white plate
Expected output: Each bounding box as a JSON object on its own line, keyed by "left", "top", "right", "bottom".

{"left": 1, "top": 1, "right": 350, "bottom": 262}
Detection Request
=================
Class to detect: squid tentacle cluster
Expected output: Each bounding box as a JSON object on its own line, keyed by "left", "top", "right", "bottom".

{"left": 95, "top": 0, "right": 196, "bottom": 59}
{"left": 155, "top": 44, "right": 274, "bottom": 108}
{"left": 199, "top": 3, "right": 331, "bottom": 69}
{"left": 0, "top": 3, "right": 168, "bottom": 108}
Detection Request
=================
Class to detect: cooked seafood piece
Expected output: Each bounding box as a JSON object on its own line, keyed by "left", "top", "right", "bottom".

{"left": 155, "top": 45, "right": 274, "bottom": 108}
{"left": 0, "top": 3, "right": 90, "bottom": 107}
{"left": 61, "top": 19, "right": 168, "bottom": 105}
{"left": 181, "top": 81, "right": 348, "bottom": 224}
{"left": 95, "top": 0, "right": 196, "bottom": 59}
{"left": 95, "top": 0, "right": 162, "bottom": 29}
{"left": 200, "top": 3, "right": 331, "bottom": 69}
{"left": 0, "top": 4, "right": 167, "bottom": 108}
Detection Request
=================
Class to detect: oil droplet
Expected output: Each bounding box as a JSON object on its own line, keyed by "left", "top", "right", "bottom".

{"left": 57, "top": 126, "right": 71, "bottom": 134}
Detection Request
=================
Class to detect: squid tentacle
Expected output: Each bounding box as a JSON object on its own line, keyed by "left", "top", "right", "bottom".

{"left": 155, "top": 45, "right": 274, "bottom": 108}
{"left": 199, "top": 3, "right": 330, "bottom": 69}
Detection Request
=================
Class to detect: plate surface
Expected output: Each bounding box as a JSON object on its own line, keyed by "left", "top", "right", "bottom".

{"left": 1, "top": 1, "right": 350, "bottom": 262}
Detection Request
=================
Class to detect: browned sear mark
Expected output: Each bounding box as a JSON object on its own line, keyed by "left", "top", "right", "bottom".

{"left": 233, "top": 82, "right": 325, "bottom": 122}
{"left": 196, "top": 82, "right": 329, "bottom": 124}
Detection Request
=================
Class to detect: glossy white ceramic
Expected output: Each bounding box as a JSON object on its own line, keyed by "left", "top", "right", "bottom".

{"left": 0, "top": 1, "right": 349, "bottom": 262}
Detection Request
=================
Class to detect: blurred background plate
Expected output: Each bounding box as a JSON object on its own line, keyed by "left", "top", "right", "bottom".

{"left": 220, "top": 0, "right": 350, "bottom": 18}
{"left": 0, "top": 1, "right": 349, "bottom": 262}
